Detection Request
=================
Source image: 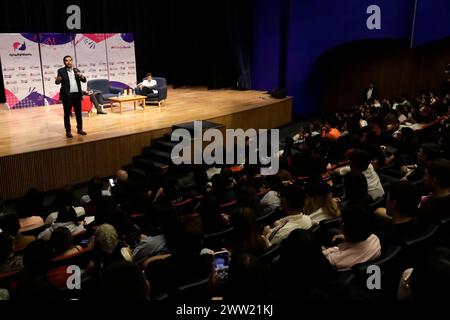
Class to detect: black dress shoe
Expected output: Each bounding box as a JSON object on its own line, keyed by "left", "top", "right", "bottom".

{"left": 97, "top": 111, "right": 108, "bottom": 114}
{"left": 66, "top": 131, "right": 73, "bottom": 138}
{"left": 77, "top": 130, "right": 87, "bottom": 135}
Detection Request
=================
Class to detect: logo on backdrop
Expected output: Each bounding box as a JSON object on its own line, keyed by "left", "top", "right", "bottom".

{"left": 9, "top": 42, "right": 31, "bottom": 57}
{"left": 13, "top": 42, "right": 26, "bottom": 51}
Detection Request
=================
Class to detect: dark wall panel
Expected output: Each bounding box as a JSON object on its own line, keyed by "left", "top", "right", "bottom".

{"left": 317, "top": 38, "right": 450, "bottom": 114}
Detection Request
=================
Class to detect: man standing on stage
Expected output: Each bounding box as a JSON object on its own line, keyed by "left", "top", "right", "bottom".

{"left": 55, "top": 55, "right": 87, "bottom": 138}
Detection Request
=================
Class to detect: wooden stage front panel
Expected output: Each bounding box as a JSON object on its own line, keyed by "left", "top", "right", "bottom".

{"left": 0, "top": 87, "right": 292, "bottom": 199}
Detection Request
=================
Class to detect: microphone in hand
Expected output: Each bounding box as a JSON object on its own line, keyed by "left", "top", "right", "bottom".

{"left": 74, "top": 68, "right": 83, "bottom": 78}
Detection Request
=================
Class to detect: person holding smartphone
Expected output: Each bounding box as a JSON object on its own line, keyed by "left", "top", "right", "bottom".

{"left": 213, "top": 250, "right": 230, "bottom": 281}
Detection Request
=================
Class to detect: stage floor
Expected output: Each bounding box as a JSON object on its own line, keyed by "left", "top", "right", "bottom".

{"left": 0, "top": 87, "right": 292, "bottom": 199}
{"left": 0, "top": 87, "right": 288, "bottom": 157}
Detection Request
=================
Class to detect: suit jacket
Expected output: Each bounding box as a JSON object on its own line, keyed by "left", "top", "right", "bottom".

{"left": 55, "top": 67, "right": 86, "bottom": 101}
{"left": 364, "top": 87, "right": 378, "bottom": 102}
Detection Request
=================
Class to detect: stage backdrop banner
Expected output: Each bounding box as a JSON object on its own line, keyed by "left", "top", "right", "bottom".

{"left": 105, "top": 33, "right": 137, "bottom": 90}
{"left": 0, "top": 33, "right": 45, "bottom": 109}
{"left": 74, "top": 33, "right": 109, "bottom": 91}
{"left": 39, "top": 33, "right": 76, "bottom": 104}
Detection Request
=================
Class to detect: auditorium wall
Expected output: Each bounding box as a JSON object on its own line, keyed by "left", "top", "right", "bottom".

{"left": 251, "top": 0, "right": 450, "bottom": 116}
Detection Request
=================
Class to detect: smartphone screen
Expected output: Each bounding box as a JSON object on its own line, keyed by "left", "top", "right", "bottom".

{"left": 214, "top": 251, "right": 230, "bottom": 281}
{"left": 79, "top": 239, "right": 90, "bottom": 246}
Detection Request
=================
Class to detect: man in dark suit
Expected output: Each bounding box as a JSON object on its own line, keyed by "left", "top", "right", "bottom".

{"left": 364, "top": 82, "right": 378, "bottom": 103}
{"left": 55, "top": 55, "right": 87, "bottom": 138}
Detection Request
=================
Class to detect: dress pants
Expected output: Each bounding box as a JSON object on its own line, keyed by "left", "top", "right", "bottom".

{"left": 63, "top": 93, "right": 82, "bottom": 132}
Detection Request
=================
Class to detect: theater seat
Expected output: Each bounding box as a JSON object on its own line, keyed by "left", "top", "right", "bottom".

{"left": 175, "top": 276, "right": 211, "bottom": 301}
{"left": 203, "top": 227, "right": 234, "bottom": 249}
{"left": 351, "top": 245, "right": 403, "bottom": 300}
{"left": 87, "top": 79, "right": 124, "bottom": 103}
{"left": 401, "top": 224, "right": 440, "bottom": 267}
{"left": 259, "top": 244, "right": 282, "bottom": 265}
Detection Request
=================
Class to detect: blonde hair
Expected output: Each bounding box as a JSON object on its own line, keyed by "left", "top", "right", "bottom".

{"left": 303, "top": 192, "right": 340, "bottom": 219}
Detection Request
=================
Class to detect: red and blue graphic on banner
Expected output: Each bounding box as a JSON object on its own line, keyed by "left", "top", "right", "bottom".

{"left": 0, "top": 33, "right": 136, "bottom": 108}
{"left": 39, "top": 33, "right": 76, "bottom": 104}
{"left": 0, "top": 33, "right": 45, "bottom": 109}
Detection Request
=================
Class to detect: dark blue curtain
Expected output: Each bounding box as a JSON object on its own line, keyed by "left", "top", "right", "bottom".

{"left": 0, "top": 0, "right": 253, "bottom": 101}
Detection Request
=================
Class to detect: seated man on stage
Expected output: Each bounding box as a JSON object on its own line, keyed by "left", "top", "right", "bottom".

{"left": 138, "top": 72, "right": 158, "bottom": 97}
{"left": 85, "top": 90, "right": 108, "bottom": 114}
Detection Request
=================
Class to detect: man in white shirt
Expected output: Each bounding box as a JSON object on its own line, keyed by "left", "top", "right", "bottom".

{"left": 365, "top": 82, "right": 378, "bottom": 103}
{"left": 138, "top": 73, "right": 158, "bottom": 96}
{"left": 260, "top": 190, "right": 281, "bottom": 215}
{"left": 55, "top": 55, "right": 87, "bottom": 138}
{"left": 263, "top": 185, "right": 312, "bottom": 245}
{"left": 336, "top": 149, "right": 385, "bottom": 200}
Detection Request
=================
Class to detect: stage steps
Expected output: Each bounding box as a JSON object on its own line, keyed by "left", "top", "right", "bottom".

{"left": 123, "top": 120, "right": 223, "bottom": 177}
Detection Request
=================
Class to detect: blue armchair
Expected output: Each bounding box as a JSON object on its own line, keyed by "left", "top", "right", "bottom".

{"left": 135, "top": 77, "right": 167, "bottom": 106}
{"left": 87, "top": 79, "right": 124, "bottom": 103}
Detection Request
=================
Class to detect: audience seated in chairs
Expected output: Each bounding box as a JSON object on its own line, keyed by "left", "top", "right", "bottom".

{"left": 0, "top": 231, "right": 24, "bottom": 275}
{"left": 304, "top": 181, "right": 341, "bottom": 225}
{"left": 254, "top": 172, "right": 287, "bottom": 216}
{"left": 211, "top": 173, "right": 237, "bottom": 206}
{"left": 263, "top": 184, "right": 312, "bottom": 246}
{"left": 377, "top": 181, "right": 423, "bottom": 250}
{"left": 322, "top": 205, "right": 381, "bottom": 271}
{"left": 3, "top": 80, "right": 450, "bottom": 301}
{"left": 45, "top": 186, "right": 86, "bottom": 225}
{"left": 111, "top": 169, "right": 147, "bottom": 211}
{"left": 16, "top": 189, "right": 45, "bottom": 233}
{"left": 38, "top": 188, "right": 86, "bottom": 241}
{"left": 398, "top": 247, "right": 450, "bottom": 300}
{"left": 335, "top": 149, "right": 385, "bottom": 201}
{"left": 382, "top": 143, "right": 441, "bottom": 182}
{"left": 79, "top": 176, "right": 112, "bottom": 216}
{"left": 0, "top": 213, "right": 35, "bottom": 253}
{"left": 197, "top": 194, "right": 230, "bottom": 234}
{"left": 231, "top": 207, "right": 270, "bottom": 256}
{"left": 13, "top": 239, "right": 58, "bottom": 301}
{"left": 418, "top": 159, "right": 450, "bottom": 224}
{"left": 50, "top": 227, "right": 83, "bottom": 259}
{"left": 341, "top": 171, "right": 372, "bottom": 213}
{"left": 224, "top": 253, "right": 273, "bottom": 302}
{"left": 88, "top": 224, "right": 133, "bottom": 284}
{"left": 274, "top": 229, "right": 336, "bottom": 300}
{"left": 145, "top": 217, "right": 213, "bottom": 296}
{"left": 235, "top": 183, "right": 263, "bottom": 217}
{"left": 100, "top": 261, "right": 150, "bottom": 301}
{"left": 132, "top": 204, "right": 175, "bottom": 263}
